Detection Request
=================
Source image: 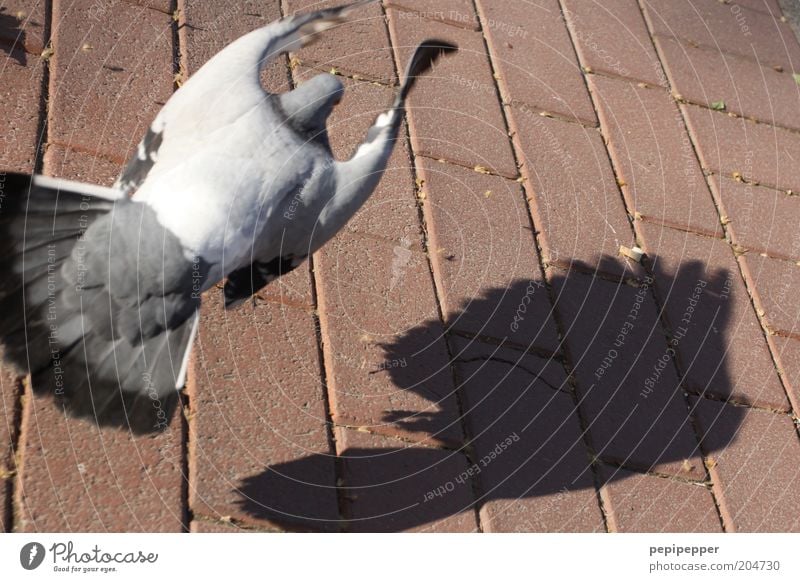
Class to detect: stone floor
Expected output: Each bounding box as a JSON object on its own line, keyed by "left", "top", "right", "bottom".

{"left": 1, "top": 0, "right": 800, "bottom": 532}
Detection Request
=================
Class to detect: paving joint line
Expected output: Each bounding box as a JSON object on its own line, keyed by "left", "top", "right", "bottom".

{"left": 473, "top": 0, "right": 613, "bottom": 533}
{"left": 637, "top": 0, "right": 800, "bottom": 530}
{"left": 560, "top": 0, "right": 729, "bottom": 532}
{"left": 336, "top": 424, "right": 463, "bottom": 451}
{"left": 382, "top": 0, "right": 485, "bottom": 532}
{"left": 9, "top": 0, "right": 53, "bottom": 534}
{"left": 504, "top": 100, "right": 600, "bottom": 130}
{"left": 597, "top": 458, "right": 711, "bottom": 486}
{"left": 447, "top": 328, "right": 561, "bottom": 362}
{"left": 415, "top": 152, "right": 521, "bottom": 181}
{"left": 171, "top": 0, "right": 192, "bottom": 533}
{"left": 282, "top": 0, "right": 348, "bottom": 533}
{"left": 642, "top": 0, "right": 800, "bottom": 436}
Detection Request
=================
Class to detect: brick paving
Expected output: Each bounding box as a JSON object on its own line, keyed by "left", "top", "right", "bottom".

{"left": 1, "top": 0, "right": 799, "bottom": 533}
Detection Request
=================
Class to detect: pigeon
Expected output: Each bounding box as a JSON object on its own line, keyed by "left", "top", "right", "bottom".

{"left": 0, "top": 0, "right": 457, "bottom": 432}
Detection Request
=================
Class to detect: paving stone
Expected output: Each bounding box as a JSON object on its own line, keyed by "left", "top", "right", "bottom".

{"left": 181, "top": 0, "right": 291, "bottom": 93}
{"left": 0, "top": 49, "right": 43, "bottom": 172}
{"left": 17, "top": 395, "right": 185, "bottom": 531}
{"left": 453, "top": 338, "right": 604, "bottom": 532}
{"left": 0, "top": 369, "right": 21, "bottom": 532}
{"left": 710, "top": 176, "right": 800, "bottom": 262}
{"left": 386, "top": 0, "right": 479, "bottom": 30}
{"left": 417, "top": 158, "right": 559, "bottom": 353}
{"left": 452, "top": 337, "right": 570, "bottom": 394}
{"left": 693, "top": 397, "right": 800, "bottom": 532}
{"left": 337, "top": 428, "right": 479, "bottom": 532}
{"left": 387, "top": 7, "right": 518, "bottom": 177}
{"left": 683, "top": 104, "right": 800, "bottom": 194}
{"left": 285, "top": 0, "right": 395, "bottom": 84}
{"left": 191, "top": 292, "right": 339, "bottom": 531}
{"left": 511, "top": 111, "right": 642, "bottom": 279}
{"left": 190, "top": 519, "right": 253, "bottom": 532}
{"left": 563, "top": 0, "right": 666, "bottom": 87}
{"left": 640, "top": 222, "right": 789, "bottom": 410}
{"left": 49, "top": 0, "right": 174, "bottom": 161}
{"left": 552, "top": 270, "right": 705, "bottom": 478}
{"left": 657, "top": 35, "right": 800, "bottom": 131}
{"left": 43, "top": 144, "right": 122, "bottom": 186}
{"left": 599, "top": 465, "right": 722, "bottom": 532}
{"left": 743, "top": 253, "right": 800, "bottom": 337}
{"left": 728, "top": 0, "right": 783, "bottom": 17}
{"left": 129, "top": 0, "right": 173, "bottom": 13}
{"left": 589, "top": 75, "right": 721, "bottom": 236}
{"left": 315, "top": 231, "right": 463, "bottom": 447}
{"left": 642, "top": 0, "right": 800, "bottom": 71}
{"left": 771, "top": 335, "right": 800, "bottom": 408}
{"left": 476, "top": 0, "right": 597, "bottom": 124}
{"left": 0, "top": 1, "right": 47, "bottom": 55}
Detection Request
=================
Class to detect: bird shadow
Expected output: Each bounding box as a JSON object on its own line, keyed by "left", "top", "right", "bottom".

{"left": 236, "top": 255, "right": 744, "bottom": 531}
{"left": 0, "top": 8, "right": 28, "bottom": 65}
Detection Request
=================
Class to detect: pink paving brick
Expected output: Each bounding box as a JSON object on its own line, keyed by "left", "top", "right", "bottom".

{"left": 710, "top": 175, "right": 800, "bottom": 262}
{"left": 563, "top": 0, "right": 666, "bottom": 87}
{"left": 551, "top": 269, "right": 705, "bottom": 479}
{"left": 657, "top": 35, "right": 800, "bottom": 131}
{"left": 315, "top": 230, "right": 464, "bottom": 447}
{"left": 337, "top": 427, "right": 479, "bottom": 532}
{"left": 387, "top": 6, "right": 518, "bottom": 177}
{"left": 386, "top": 0, "right": 479, "bottom": 30}
{"left": 0, "top": 1, "right": 47, "bottom": 55}
{"left": 17, "top": 396, "right": 185, "bottom": 531}
{"left": 476, "top": 0, "right": 597, "bottom": 124}
{"left": 693, "top": 397, "right": 800, "bottom": 532}
{"left": 286, "top": 0, "right": 395, "bottom": 84}
{"left": 589, "top": 75, "right": 722, "bottom": 236}
{"left": 682, "top": 103, "right": 800, "bottom": 194}
{"left": 0, "top": 369, "right": 20, "bottom": 532}
{"left": 599, "top": 465, "right": 722, "bottom": 532}
{"left": 453, "top": 337, "right": 605, "bottom": 532}
{"left": 0, "top": 49, "right": 43, "bottom": 172}
{"left": 48, "top": 0, "right": 174, "bottom": 161}
{"left": 743, "top": 253, "right": 800, "bottom": 338}
{"left": 181, "top": 0, "right": 291, "bottom": 92}
{"left": 728, "top": 0, "right": 783, "bottom": 17}
{"left": 190, "top": 518, "right": 264, "bottom": 532}
{"left": 771, "top": 335, "right": 800, "bottom": 408}
{"left": 510, "top": 110, "right": 641, "bottom": 279}
{"left": 416, "top": 158, "right": 559, "bottom": 353}
{"left": 43, "top": 144, "right": 122, "bottom": 186}
{"left": 190, "top": 292, "right": 339, "bottom": 531}
{"left": 640, "top": 222, "right": 789, "bottom": 410}
{"left": 129, "top": 0, "right": 173, "bottom": 13}
{"left": 642, "top": 0, "right": 800, "bottom": 71}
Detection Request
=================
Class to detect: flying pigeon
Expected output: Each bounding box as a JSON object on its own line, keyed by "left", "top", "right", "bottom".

{"left": 0, "top": 0, "right": 457, "bottom": 432}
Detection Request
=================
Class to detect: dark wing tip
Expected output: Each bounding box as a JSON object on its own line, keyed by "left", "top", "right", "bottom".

{"left": 400, "top": 39, "right": 459, "bottom": 100}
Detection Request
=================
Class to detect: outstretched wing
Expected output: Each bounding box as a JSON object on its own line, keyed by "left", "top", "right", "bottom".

{"left": 0, "top": 173, "right": 204, "bottom": 432}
